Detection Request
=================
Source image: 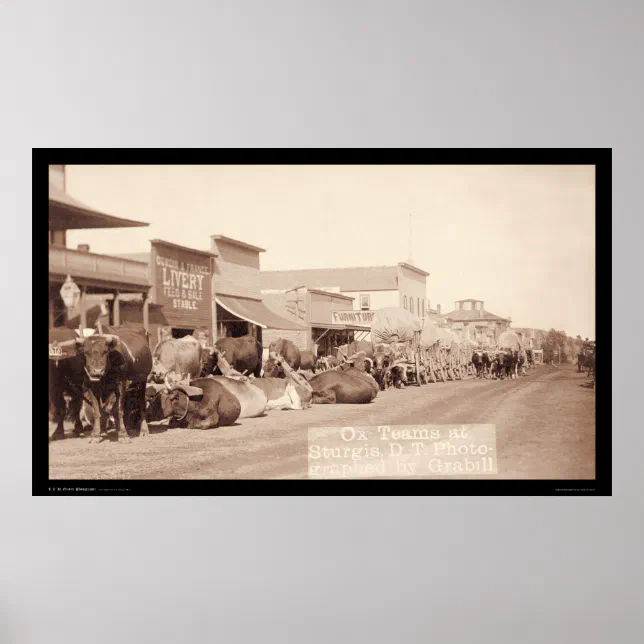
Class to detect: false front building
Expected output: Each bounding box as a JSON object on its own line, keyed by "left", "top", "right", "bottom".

{"left": 260, "top": 262, "right": 431, "bottom": 352}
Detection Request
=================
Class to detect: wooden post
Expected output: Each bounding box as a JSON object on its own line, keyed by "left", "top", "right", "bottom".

{"left": 142, "top": 292, "right": 149, "bottom": 332}
{"left": 113, "top": 290, "right": 120, "bottom": 326}
{"left": 79, "top": 286, "right": 87, "bottom": 330}
{"left": 48, "top": 296, "right": 55, "bottom": 329}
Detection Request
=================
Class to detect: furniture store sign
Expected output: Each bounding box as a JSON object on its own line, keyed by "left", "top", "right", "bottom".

{"left": 331, "top": 310, "right": 374, "bottom": 325}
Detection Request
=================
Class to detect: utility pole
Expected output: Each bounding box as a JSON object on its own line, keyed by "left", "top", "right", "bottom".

{"left": 408, "top": 214, "right": 413, "bottom": 264}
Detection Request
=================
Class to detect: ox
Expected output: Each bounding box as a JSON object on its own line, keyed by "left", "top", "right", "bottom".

{"left": 211, "top": 335, "right": 263, "bottom": 378}
{"left": 471, "top": 351, "right": 483, "bottom": 378}
{"left": 307, "top": 370, "right": 376, "bottom": 404}
{"left": 149, "top": 336, "right": 205, "bottom": 384}
{"left": 147, "top": 377, "right": 241, "bottom": 429}
{"left": 261, "top": 352, "right": 314, "bottom": 409}
{"left": 209, "top": 376, "right": 268, "bottom": 418}
{"left": 263, "top": 338, "right": 301, "bottom": 377}
{"left": 299, "top": 349, "right": 318, "bottom": 373}
{"left": 77, "top": 326, "right": 152, "bottom": 443}
{"left": 49, "top": 327, "right": 85, "bottom": 440}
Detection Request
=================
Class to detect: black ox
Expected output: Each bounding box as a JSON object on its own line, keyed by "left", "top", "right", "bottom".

{"left": 49, "top": 327, "right": 85, "bottom": 440}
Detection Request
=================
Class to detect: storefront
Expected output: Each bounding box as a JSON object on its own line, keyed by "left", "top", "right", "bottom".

{"left": 48, "top": 170, "right": 151, "bottom": 331}
{"left": 261, "top": 287, "right": 371, "bottom": 355}
{"left": 210, "top": 235, "right": 306, "bottom": 344}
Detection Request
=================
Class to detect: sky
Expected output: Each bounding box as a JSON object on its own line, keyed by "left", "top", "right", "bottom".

{"left": 64, "top": 164, "right": 595, "bottom": 338}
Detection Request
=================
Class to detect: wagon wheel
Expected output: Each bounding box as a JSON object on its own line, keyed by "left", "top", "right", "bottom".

{"left": 428, "top": 357, "right": 436, "bottom": 383}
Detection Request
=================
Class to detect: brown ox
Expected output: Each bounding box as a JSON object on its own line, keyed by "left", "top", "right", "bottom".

{"left": 264, "top": 339, "right": 301, "bottom": 378}
{"left": 209, "top": 335, "right": 263, "bottom": 378}
{"left": 147, "top": 377, "right": 241, "bottom": 429}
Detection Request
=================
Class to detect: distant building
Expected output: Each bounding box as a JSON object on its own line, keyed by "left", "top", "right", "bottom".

{"left": 511, "top": 327, "right": 548, "bottom": 350}
{"left": 261, "top": 262, "right": 431, "bottom": 319}
{"left": 443, "top": 299, "right": 510, "bottom": 346}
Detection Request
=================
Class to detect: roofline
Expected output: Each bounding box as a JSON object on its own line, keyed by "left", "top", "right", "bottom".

{"left": 150, "top": 239, "right": 217, "bottom": 258}
{"left": 397, "top": 262, "right": 430, "bottom": 277}
{"left": 212, "top": 235, "right": 266, "bottom": 253}
{"left": 262, "top": 264, "right": 401, "bottom": 274}
{"left": 49, "top": 182, "right": 149, "bottom": 229}
{"left": 49, "top": 200, "right": 149, "bottom": 229}
{"left": 307, "top": 288, "right": 354, "bottom": 300}
{"left": 445, "top": 313, "right": 510, "bottom": 322}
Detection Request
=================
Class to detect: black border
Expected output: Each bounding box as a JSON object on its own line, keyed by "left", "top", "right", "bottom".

{"left": 36, "top": 149, "right": 611, "bottom": 496}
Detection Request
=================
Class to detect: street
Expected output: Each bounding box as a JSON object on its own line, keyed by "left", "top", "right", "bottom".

{"left": 48, "top": 363, "right": 595, "bottom": 480}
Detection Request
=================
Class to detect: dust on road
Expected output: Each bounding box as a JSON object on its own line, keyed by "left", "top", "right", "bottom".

{"left": 48, "top": 364, "right": 595, "bottom": 480}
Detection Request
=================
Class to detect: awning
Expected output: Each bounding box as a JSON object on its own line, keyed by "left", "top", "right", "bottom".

{"left": 216, "top": 295, "right": 306, "bottom": 331}
{"left": 49, "top": 183, "right": 149, "bottom": 230}
{"left": 311, "top": 323, "right": 371, "bottom": 332}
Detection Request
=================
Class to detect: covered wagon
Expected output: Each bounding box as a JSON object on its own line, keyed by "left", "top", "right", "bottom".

{"left": 371, "top": 307, "right": 425, "bottom": 386}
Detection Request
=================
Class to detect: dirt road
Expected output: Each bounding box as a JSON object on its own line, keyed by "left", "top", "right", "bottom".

{"left": 48, "top": 364, "right": 595, "bottom": 480}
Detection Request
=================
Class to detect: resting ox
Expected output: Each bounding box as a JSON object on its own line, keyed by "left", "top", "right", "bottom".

{"left": 264, "top": 352, "right": 316, "bottom": 408}
{"left": 49, "top": 327, "right": 85, "bottom": 440}
{"left": 307, "top": 370, "right": 376, "bottom": 404}
{"left": 77, "top": 326, "right": 152, "bottom": 443}
{"left": 209, "top": 376, "right": 268, "bottom": 418}
{"left": 147, "top": 377, "right": 241, "bottom": 429}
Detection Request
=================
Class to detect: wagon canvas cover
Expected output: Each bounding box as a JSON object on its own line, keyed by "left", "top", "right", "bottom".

{"left": 419, "top": 318, "right": 443, "bottom": 347}
{"left": 498, "top": 330, "right": 522, "bottom": 349}
{"left": 371, "top": 307, "right": 423, "bottom": 344}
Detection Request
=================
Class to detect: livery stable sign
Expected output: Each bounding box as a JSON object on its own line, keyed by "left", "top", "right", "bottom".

{"left": 151, "top": 240, "right": 213, "bottom": 330}
{"left": 331, "top": 310, "right": 374, "bottom": 326}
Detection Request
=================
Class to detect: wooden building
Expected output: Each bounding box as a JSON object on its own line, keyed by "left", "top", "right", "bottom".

{"left": 210, "top": 235, "right": 305, "bottom": 343}
{"left": 48, "top": 165, "right": 151, "bottom": 331}
{"left": 262, "top": 287, "right": 370, "bottom": 355}
{"left": 260, "top": 261, "right": 431, "bottom": 320}
{"left": 110, "top": 234, "right": 304, "bottom": 346}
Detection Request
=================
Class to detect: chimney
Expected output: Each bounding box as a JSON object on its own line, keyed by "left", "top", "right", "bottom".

{"left": 437, "top": 304, "right": 441, "bottom": 314}
{"left": 77, "top": 244, "right": 90, "bottom": 253}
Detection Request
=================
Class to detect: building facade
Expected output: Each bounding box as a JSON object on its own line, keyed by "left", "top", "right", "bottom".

{"left": 260, "top": 261, "right": 431, "bottom": 321}
{"left": 48, "top": 165, "right": 152, "bottom": 332}
{"left": 210, "top": 235, "right": 306, "bottom": 343}
{"left": 262, "top": 287, "right": 370, "bottom": 354}
{"left": 443, "top": 299, "right": 510, "bottom": 346}
{"left": 112, "top": 235, "right": 304, "bottom": 346}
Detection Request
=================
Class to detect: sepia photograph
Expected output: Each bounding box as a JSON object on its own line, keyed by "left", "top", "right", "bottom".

{"left": 40, "top": 154, "right": 608, "bottom": 494}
